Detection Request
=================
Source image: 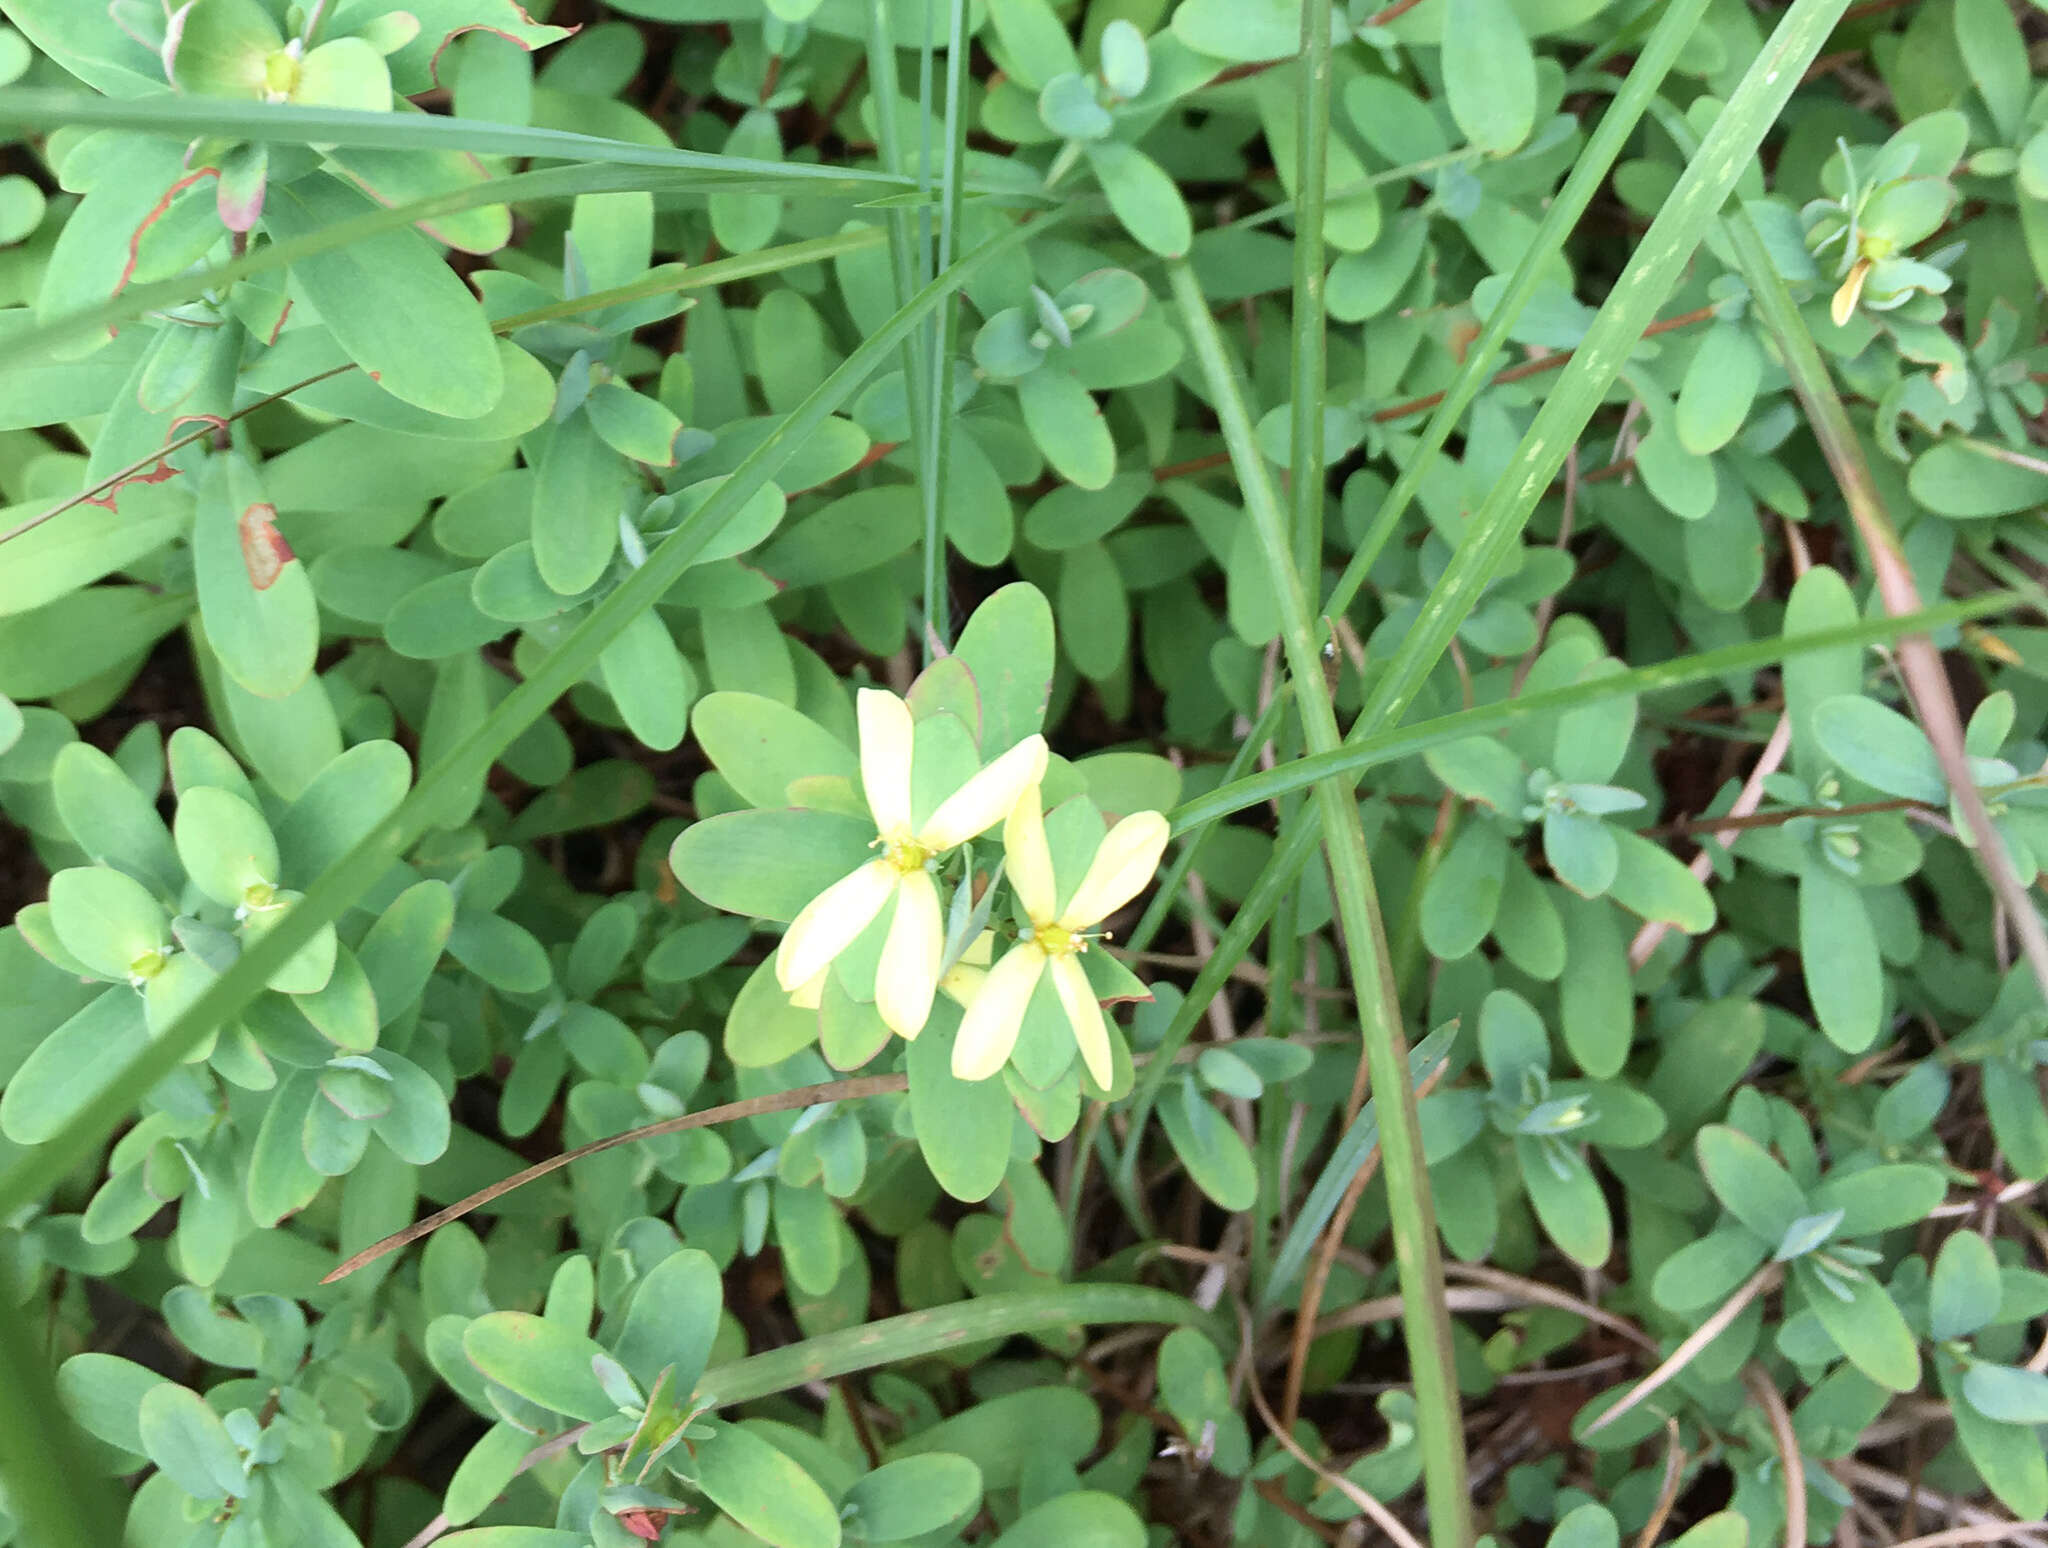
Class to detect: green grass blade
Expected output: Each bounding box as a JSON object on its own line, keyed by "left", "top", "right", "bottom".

{"left": 1121, "top": 643, "right": 1292, "bottom": 951}
{"left": 1351, "top": 0, "right": 1853, "bottom": 739}
{"left": 0, "top": 210, "right": 1065, "bottom": 1225}
{"left": 1321, "top": 0, "right": 1712, "bottom": 616}
{"left": 702, "top": 1286, "right": 1221, "bottom": 1407}
{"left": 865, "top": 1, "right": 938, "bottom": 657}
{"left": 0, "top": 1315, "right": 119, "bottom": 1548}
{"left": 918, "top": 0, "right": 974, "bottom": 659}
{"left": 1169, "top": 257, "right": 1472, "bottom": 1548}
{"left": 1710, "top": 171, "right": 2048, "bottom": 1001}
{"left": 1288, "top": 0, "right": 1332, "bottom": 580}
{"left": 0, "top": 88, "right": 910, "bottom": 188}
{"left": 1261, "top": 1024, "right": 1460, "bottom": 1311}
{"left": 1122, "top": 0, "right": 1852, "bottom": 1169}
{"left": 6, "top": 166, "right": 881, "bottom": 362}
{"left": 489, "top": 228, "right": 888, "bottom": 331}
{"left": 1171, "top": 593, "right": 2017, "bottom": 832}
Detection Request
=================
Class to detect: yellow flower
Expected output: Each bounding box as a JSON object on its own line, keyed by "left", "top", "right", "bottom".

{"left": 775, "top": 688, "right": 1047, "bottom": 1038}
{"left": 952, "top": 786, "right": 1169, "bottom": 1087}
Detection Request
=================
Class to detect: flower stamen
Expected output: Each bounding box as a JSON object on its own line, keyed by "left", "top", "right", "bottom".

{"left": 881, "top": 837, "right": 931, "bottom": 875}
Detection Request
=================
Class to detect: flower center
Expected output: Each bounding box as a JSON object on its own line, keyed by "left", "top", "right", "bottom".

{"left": 263, "top": 42, "right": 303, "bottom": 102}
{"left": 1034, "top": 922, "right": 1083, "bottom": 957}
{"left": 881, "top": 837, "right": 931, "bottom": 875}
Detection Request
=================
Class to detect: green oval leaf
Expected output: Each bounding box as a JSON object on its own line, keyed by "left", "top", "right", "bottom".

{"left": 462, "top": 1312, "right": 617, "bottom": 1422}
{"left": 692, "top": 1420, "right": 843, "bottom": 1548}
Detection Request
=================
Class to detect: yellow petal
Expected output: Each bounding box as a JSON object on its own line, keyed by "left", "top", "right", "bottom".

{"left": 775, "top": 860, "right": 895, "bottom": 990}
{"left": 951, "top": 942, "right": 1045, "bottom": 1081}
{"left": 939, "top": 959, "right": 988, "bottom": 1007}
{"left": 1830, "top": 257, "right": 1870, "bottom": 328}
{"left": 789, "top": 968, "right": 827, "bottom": 1010}
{"left": 857, "top": 687, "right": 915, "bottom": 839}
{"left": 1003, "top": 784, "right": 1059, "bottom": 923}
{"left": 875, "top": 868, "right": 944, "bottom": 1038}
{"left": 961, "top": 930, "right": 995, "bottom": 966}
{"left": 918, "top": 734, "right": 1049, "bottom": 850}
{"left": 1051, "top": 951, "right": 1113, "bottom": 1088}
{"left": 1058, "top": 810, "right": 1170, "bottom": 930}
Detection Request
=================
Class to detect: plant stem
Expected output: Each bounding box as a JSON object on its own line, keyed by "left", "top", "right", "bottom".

{"left": 1288, "top": 0, "right": 1331, "bottom": 583}
{"left": 1717, "top": 201, "right": 2048, "bottom": 1008}
{"left": 865, "top": 1, "right": 939, "bottom": 657}
{"left": 1170, "top": 258, "right": 1473, "bottom": 1548}
{"left": 919, "top": 0, "right": 973, "bottom": 658}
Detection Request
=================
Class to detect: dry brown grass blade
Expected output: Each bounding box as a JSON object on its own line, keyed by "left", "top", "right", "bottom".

{"left": 1238, "top": 1301, "right": 1432, "bottom": 1548}
{"left": 1881, "top": 1526, "right": 2048, "bottom": 1548}
{"left": 1631, "top": 1421, "right": 1688, "bottom": 1548}
{"left": 1280, "top": 1056, "right": 1453, "bottom": 1428}
{"left": 1745, "top": 1362, "right": 1807, "bottom": 1548}
{"left": 1630, "top": 712, "right": 1793, "bottom": 970}
{"left": 1307, "top": 1286, "right": 1532, "bottom": 1340}
{"left": 323, "top": 1074, "right": 907, "bottom": 1282}
{"left": 1581, "top": 1265, "right": 1781, "bottom": 1436}
{"left": 1833, "top": 1462, "right": 2048, "bottom": 1548}
{"left": 1440, "top": 1262, "right": 1659, "bottom": 1353}
{"left": 1730, "top": 216, "right": 2048, "bottom": 1007}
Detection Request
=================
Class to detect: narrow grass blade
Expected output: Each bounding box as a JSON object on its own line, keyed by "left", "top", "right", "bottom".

{"left": 491, "top": 228, "right": 887, "bottom": 331}
{"left": 7, "top": 166, "right": 880, "bottom": 362}
{"left": 0, "top": 88, "right": 910, "bottom": 188}
{"left": 1322, "top": 0, "right": 1713, "bottom": 614}
{"left": 919, "top": 0, "right": 974, "bottom": 659}
{"left": 1129, "top": 0, "right": 1863, "bottom": 1111}
{"left": 701, "top": 1287, "right": 1221, "bottom": 1407}
{"left": 1170, "top": 257, "right": 1471, "bottom": 1548}
{"left": 0, "top": 211, "right": 1066, "bottom": 1224}
{"left": 1261, "top": 1023, "right": 1460, "bottom": 1310}
{"left": 865, "top": 0, "right": 938, "bottom": 654}
{"left": 1172, "top": 593, "right": 2016, "bottom": 832}
{"left": 1288, "top": 0, "right": 1333, "bottom": 579}
{"left": 1125, "top": 689, "right": 1289, "bottom": 952}
{"left": 3, "top": 230, "right": 887, "bottom": 550}
{"left": 1352, "top": 0, "right": 1854, "bottom": 739}
{"left": 1117, "top": 0, "right": 1738, "bottom": 1149}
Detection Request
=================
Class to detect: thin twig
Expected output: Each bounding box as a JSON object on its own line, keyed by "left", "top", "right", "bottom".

{"left": 1257, "top": 1480, "right": 1349, "bottom": 1545}
{"left": 1746, "top": 1363, "right": 1807, "bottom": 1548}
{"left": 1630, "top": 712, "right": 1792, "bottom": 969}
{"left": 324, "top": 1075, "right": 907, "bottom": 1281}
{"left": 1440, "top": 1262, "right": 1658, "bottom": 1352}
{"left": 1882, "top": 1526, "right": 2048, "bottom": 1548}
{"left": 1631, "top": 1421, "right": 1688, "bottom": 1548}
{"left": 1583, "top": 1265, "right": 1781, "bottom": 1435}
{"left": 1281, "top": 1057, "right": 1451, "bottom": 1427}
{"left": 0, "top": 365, "right": 356, "bottom": 545}
{"left": 1834, "top": 1461, "right": 2048, "bottom": 1548}
{"left": 1239, "top": 1303, "right": 1430, "bottom": 1548}
{"left": 1370, "top": 306, "right": 1717, "bottom": 425}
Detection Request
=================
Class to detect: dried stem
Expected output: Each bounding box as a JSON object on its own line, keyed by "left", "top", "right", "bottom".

{"left": 1582, "top": 1265, "right": 1781, "bottom": 1435}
